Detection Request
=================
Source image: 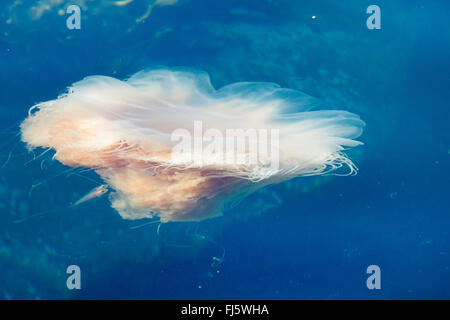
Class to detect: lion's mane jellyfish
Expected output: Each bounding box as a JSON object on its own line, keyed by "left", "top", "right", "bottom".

{"left": 20, "top": 68, "right": 364, "bottom": 222}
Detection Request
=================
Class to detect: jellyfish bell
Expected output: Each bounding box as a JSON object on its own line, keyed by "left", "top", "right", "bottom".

{"left": 20, "top": 68, "right": 364, "bottom": 223}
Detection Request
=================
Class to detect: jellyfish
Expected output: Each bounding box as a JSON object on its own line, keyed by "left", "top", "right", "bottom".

{"left": 20, "top": 68, "right": 364, "bottom": 222}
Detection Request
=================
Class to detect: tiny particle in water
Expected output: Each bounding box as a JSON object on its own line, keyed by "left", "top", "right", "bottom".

{"left": 312, "top": 15, "right": 316, "bottom": 19}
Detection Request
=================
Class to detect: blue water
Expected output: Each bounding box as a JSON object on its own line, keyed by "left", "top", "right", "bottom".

{"left": 0, "top": 0, "right": 449, "bottom": 299}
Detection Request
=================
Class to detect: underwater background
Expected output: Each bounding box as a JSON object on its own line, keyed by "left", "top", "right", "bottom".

{"left": 0, "top": 0, "right": 449, "bottom": 299}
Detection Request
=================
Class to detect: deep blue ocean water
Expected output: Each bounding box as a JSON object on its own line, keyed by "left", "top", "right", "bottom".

{"left": 0, "top": 0, "right": 449, "bottom": 299}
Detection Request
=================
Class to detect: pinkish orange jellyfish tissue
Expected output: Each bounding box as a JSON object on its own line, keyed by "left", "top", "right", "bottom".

{"left": 20, "top": 68, "right": 364, "bottom": 222}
